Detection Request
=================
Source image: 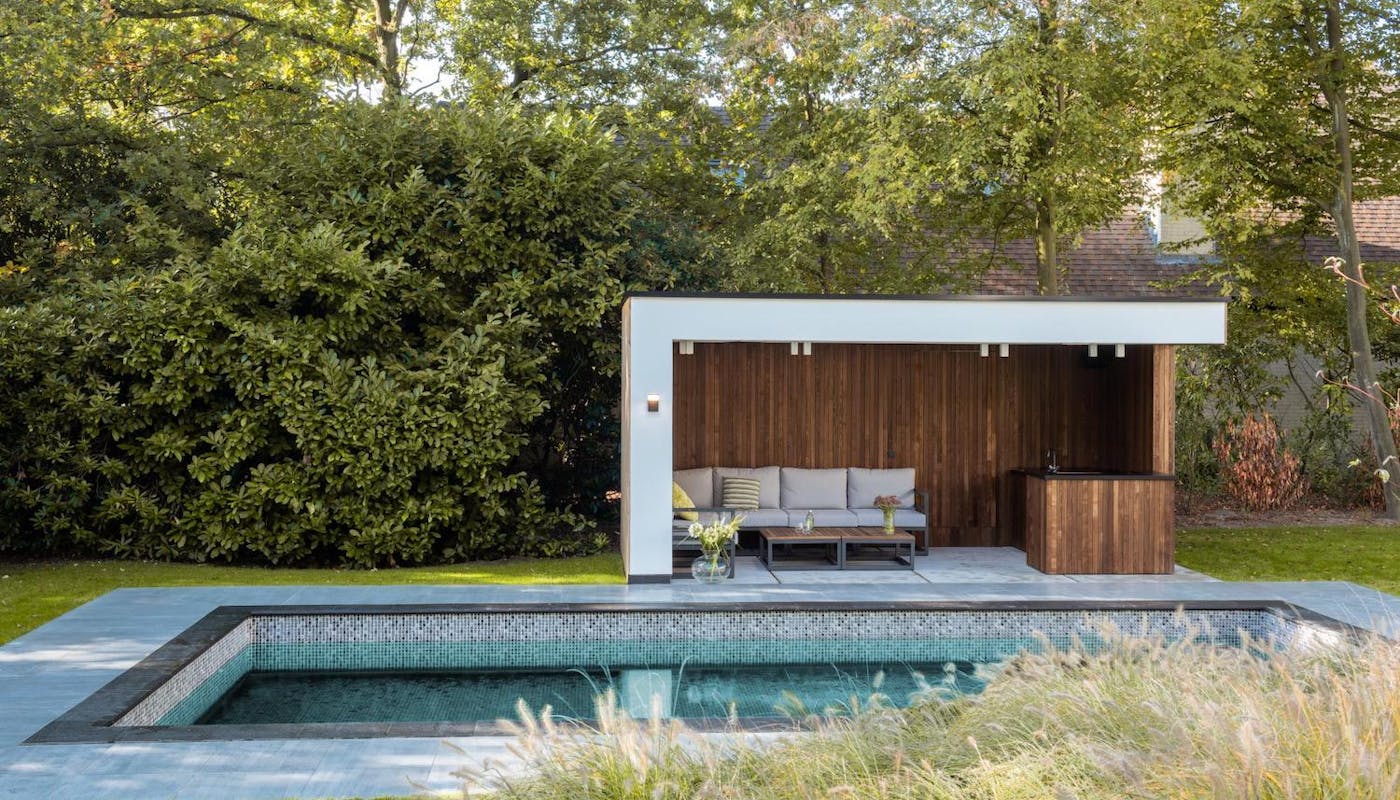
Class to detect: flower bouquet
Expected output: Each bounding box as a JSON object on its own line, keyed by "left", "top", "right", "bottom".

{"left": 874, "top": 495, "right": 901, "bottom": 533}
{"left": 687, "top": 513, "right": 745, "bottom": 583}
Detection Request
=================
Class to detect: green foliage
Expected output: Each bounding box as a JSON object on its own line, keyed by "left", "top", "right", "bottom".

{"left": 239, "top": 102, "right": 640, "bottom": 523}
{"left": 878, "top": 0, "right": 1154, "bottom": 294}
{"left": 698, "top": 2, "right": 970, "bottom": 293}
{"left": 1174, "top": 349, "right": 1224, "bottom": 499}
{"left": 445, "top": 0, "right": 712, "bottom": 111}
{"left": 0, "top": 106, "right": 634, "bottom": 566}
{"left": 1150, "top": 0, "right": 1400, "bottom": 512}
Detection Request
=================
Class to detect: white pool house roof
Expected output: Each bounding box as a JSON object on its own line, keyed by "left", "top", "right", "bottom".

{"left": 620, "top": 292, "right": 1228, "bottom": 583}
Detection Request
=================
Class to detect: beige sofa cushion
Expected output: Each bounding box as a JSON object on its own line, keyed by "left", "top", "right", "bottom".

{"left": 673, "top": 467, "right": 714, "bottom": 509}
{"left": 731, "top": 508, "right": 788, "bottom": 527}
{"left": 713, "top": 466, "right": 781, "bottom": 509}
{"left": 853, "top": 508, "right": 926, "bottom": 527}
{"left": 780, "top": 467, "right": 848, "bottom": 509}
{"left": 787, "top": 509, "right": 859, "bottom": 527}
{"left": 847, "top": 467, "right": 916, "bottom": 508}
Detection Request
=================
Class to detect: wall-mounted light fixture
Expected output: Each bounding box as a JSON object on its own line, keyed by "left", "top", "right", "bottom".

{"left": 1114, "top": 344, "right": 1126, "bottom": 358}
{"left": 802, "top": 341, "right": 812, "bottom": 356}
{"left": 646, "top": 393, "right": 661, "bottom": 413}
{"left": 979, "top": 344, "right": 990, "bottom": 357}
{"left": 790, "top": 341, "right": 813, "bottom": 356}
{"left": 1088, "top": 344, "right": 1099, "bottom": 358}
{"left": 678, "top": 340, "right": 695, "bottom": 355}
{"left": 790, "top": 341, "right": 800, "bottom": 355}
{"left": 998, "top": 343, "right": 1009, "bottom": 358}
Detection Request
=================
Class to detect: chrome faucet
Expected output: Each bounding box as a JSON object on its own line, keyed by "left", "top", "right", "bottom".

{"left": 1045, "top": 448, "right": 1059, "bottom": 473}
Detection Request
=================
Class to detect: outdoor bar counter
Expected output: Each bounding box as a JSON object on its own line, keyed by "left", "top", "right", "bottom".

{"left": 1010, "top": 469, "right": 1175, "bottom": 575}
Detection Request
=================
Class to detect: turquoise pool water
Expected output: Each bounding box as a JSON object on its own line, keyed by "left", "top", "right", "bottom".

{"left": 197, "top": 660, "right": 986, "bottom": 725}
{"left": 114, "top": 607, "right": 1300, "bottom": 731}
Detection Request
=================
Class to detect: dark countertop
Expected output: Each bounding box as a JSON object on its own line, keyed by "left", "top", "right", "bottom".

{"left": 1011, "top": 468, "right": 1175, "bottom": 481}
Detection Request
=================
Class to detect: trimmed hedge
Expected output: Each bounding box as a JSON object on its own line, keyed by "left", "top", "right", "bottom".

{"left": 0, "top": 105, "right": 630, "bottom": 566}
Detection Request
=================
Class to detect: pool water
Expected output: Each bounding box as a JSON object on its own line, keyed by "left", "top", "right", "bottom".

{"left": 97, "top": 606, "right": 1313, "bottom": 736}
{"left": 197, "top": 661, "right": 986, "bottom": 724}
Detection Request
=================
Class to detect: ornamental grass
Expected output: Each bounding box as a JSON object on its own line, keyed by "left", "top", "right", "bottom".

{"left": 463, "top": 626, "right": 1400, "bottom": 799}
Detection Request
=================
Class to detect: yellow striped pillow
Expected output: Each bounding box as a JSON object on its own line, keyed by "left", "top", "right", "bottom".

{"left": 721, "top": 477, "right": 761, "bottom": 510}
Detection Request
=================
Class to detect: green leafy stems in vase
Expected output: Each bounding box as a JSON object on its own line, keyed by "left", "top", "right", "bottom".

{"left": 874, "top": 495, "right": 900, "bottom": 534}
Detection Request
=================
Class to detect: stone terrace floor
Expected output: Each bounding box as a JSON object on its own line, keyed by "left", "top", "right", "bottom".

{"left": 727, "top": 545, "right": 1218, "bottom": 585}
{"left": 3, "top": 548, "right": 1400, "bottom": 799}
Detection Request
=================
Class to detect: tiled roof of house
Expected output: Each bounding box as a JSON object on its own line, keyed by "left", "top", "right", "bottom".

{"left": 1302, "top": 197, "right": 1400, "bottom": 266}
{"left": 972, "top": 214, "right": 1210, "bottom": 297}
{"left": 972, "top": 197, "right": 1400, "bottom": 297}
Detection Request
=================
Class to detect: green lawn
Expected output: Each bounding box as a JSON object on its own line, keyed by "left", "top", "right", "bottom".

{"left": 1177, "top": 524, "right": 1400, "bottom": 595}
{"left": 0, "top": 553, "right": 623, "bottom": 646}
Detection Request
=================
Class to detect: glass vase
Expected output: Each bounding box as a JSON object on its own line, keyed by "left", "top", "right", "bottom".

{"left": 881, "top": 506, "right": 896, "bottom": 534}
{"left": 691, "top": 548, "right": 730, "bottom": 583}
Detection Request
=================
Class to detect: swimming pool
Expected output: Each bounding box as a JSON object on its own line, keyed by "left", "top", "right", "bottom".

{"left": 27, "top": 601, "right": 1351, "bottom": 743}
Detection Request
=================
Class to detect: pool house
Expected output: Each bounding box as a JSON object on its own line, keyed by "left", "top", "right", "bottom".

{"left": 620, "top": 293, "right": 1229, "bottom": 583}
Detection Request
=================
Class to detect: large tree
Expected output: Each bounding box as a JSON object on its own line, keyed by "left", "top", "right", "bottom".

{"left": 1152, "top": 0, "right": 1400, "bottom": 516}
{"left": 883, "top": 0, "right": 1155, "bottom": 295}
{"left": 691, "top": 0, "right": 967, "bottom": 293}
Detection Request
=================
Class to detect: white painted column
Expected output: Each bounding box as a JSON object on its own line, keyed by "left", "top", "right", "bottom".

{"left": 621, "top": 303, "right": 674, "bottom": 581}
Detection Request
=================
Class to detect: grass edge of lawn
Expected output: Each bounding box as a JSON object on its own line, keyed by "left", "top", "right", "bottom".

{"left": 0, "top": 552, "right": 624, "bottom": 646}
{"left": 1176, "top": 524, "right": 1400, "bottom": 596}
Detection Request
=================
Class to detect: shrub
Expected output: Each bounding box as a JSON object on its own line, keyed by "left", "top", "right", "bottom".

{"left": 1174, "top": 352, "right": 1223, "bottom": 502}
{"left": 1213, "top": 414, "right": 1309, "bottom": 511}
{"left": 239, "top": 102, "right": 643, "bottom": 527}
{"left": 0, "top": 105, "right": 635, "bottom": 565}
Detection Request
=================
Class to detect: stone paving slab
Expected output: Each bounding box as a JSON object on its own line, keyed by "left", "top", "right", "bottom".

{"left": 2, "top": 557, "right": 1399, "bottom": 798}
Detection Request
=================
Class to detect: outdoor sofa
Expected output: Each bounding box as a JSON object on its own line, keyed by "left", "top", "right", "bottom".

{"left": 672, "top": 467, "right": 931, "bottom": 560}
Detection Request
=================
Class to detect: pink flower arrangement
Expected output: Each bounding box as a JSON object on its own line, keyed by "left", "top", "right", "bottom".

{"left": 874, "top": 495, "right": 901, "bottom": 510}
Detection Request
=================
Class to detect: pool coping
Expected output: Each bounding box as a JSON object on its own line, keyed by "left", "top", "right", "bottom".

{"left": 23, "top": 598, "right": 1364, "bottom": 745}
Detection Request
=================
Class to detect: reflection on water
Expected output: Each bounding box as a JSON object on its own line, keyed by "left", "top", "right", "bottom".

{"left": 197, "top": 661, "right": 987, "bottom": 725}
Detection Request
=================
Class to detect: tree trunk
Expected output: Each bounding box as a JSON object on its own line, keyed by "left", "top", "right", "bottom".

{"left": 1322, "top": 0, "right": 1400, "bottom": 519}
{"left": 1032, "top": 1, "right": 1061, "bottom": 296}
{"left": 373, "top": 0, "right": 404, "bottom": 98}
{"left": 1035, "top": 195, "right": 1059, "bottom": 295}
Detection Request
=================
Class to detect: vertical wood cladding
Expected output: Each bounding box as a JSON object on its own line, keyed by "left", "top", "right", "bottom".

{"left": 1021, "top": 476, "right": 1176, "bottom": 574}
{"left": 672, "top": 342, "right": 1172, "bottom": 547}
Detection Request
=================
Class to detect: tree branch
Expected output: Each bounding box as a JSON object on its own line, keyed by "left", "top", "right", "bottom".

{"left": 510, "top": 42, "right": 681, "bottom": 88}
{"left": 106, "top": 1, "right": 379, "bottom": 70}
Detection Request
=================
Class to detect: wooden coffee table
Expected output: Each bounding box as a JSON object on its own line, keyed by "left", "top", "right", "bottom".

{"left": 838, "top": 528, "right": 916, "bottom": 569}
{"left": 758, "top": 527, "right": 916, "bottom": 570}
{"left": 757, "top": 528, "right": 843, "bottom": 570}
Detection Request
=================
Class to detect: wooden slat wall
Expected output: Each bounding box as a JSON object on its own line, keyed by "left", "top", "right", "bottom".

{"left": 1026, "top": 478, "right": 1175, "bottom": 574}
{"left": 673, "top": 342, "right": 1164, "bottom": 547}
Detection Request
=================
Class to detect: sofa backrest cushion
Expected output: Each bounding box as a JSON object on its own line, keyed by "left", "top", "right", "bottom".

{"left": 781, "top": 468, "right": 848, "bottom": 509}
{"left": 673, "top": 467, "right": 714, "bottom": 509}
{"left": 847, "top": 467, "right": 916, "bottom": 508}
{"left": 713, "top": 466, "right": 781, "bottom": 509}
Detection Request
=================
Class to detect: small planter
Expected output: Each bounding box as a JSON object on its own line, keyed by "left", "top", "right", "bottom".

{"left": 881, "top": 506, "right": 896, "bottom": 534}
